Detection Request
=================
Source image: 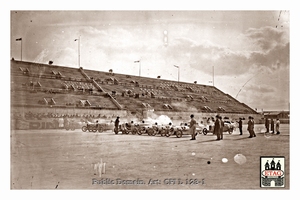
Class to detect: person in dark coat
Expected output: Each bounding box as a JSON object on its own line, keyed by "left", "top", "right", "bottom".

{"left": 189, "top": 114, "right": 197, "bottom": 140}
{"left": 114, "top": 116, "right": 120, "bottom": 134}
{"left": 251, "top": 116, "right": 256, "bottom": 137}
{"left": 247, "top": 116, "right": 255, "bottom": 138}
{"left": 270, "top": 118, "right": 275, "bottom": 133}
{"left": 219, "top": 116, "right": 224, "bottom": 140}
{"left": 238, "top": 118, "right": 243, "bottom": 135}
{"left": 214, "top": 115, "right": 221, "bottom": 140}
{"left": 265, "top": 118, "right": 269, "bottom": 133}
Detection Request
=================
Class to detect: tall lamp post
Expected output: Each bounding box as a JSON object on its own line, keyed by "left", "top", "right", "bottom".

{"left": 134, "top": 60, "right": 141, "bottom": 76}
{"left": 74, "top": 36, "right": 81, "bottom": 67}
{"left": 212, "top": 65, "right": 214, "bottom": 86}
{"left": 174, "top": 65, "right": 180, "bottom": 83}
{"left": 16, "top": 38, "right": 22, "bottom": 61}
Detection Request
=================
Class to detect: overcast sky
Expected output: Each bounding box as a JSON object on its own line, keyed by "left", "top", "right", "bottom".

{"left": 10, "top": 9, "right": 290, "bottom": 111}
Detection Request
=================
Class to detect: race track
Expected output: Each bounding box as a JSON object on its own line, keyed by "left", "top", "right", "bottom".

{"left": 11, "top": 124, "right": 289, "bottom": 189}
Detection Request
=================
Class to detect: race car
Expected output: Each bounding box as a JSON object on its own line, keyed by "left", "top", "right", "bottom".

{"left": 82, "top": 121, "right": 112, "bottom": 133}
{"left": 114, "top": 121, "right": 139, "bottom": 135}
{"left": 114, "top": 120, "right": 154, "bottom": 135}
{"left": 136, "top": 120, "right": 155, "bottom": 135}
{"left": 202, "top": 120, "right": 237, "bottom": 135}
{"left": 82, "top": 122, "right": 103, "bottom": 132}
{"left": 64, "top": 118, "right": 76, "bottom": 131}
{"left": 167, "top": 122, "right": 203, "bottom": 138}
{"left": 152, "top": 122, "right": 173, "bottom": 137}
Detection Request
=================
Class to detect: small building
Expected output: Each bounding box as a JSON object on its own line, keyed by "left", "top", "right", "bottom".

{"left": 263, "top": 111, "right": 290, "bottom": 124}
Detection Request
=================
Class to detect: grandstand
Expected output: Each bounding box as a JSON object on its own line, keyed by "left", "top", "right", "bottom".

{"left": 10, "top": 59, "right": 259, "bottom": 129}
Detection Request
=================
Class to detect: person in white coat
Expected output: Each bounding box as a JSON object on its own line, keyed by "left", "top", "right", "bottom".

{"left": 276, "top": 119, "right": 280, "bottom": 134}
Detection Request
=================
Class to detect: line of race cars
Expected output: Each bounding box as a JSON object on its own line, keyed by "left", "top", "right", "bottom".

{"left": 80, "top": 119, "right": 238, "bottom": 138}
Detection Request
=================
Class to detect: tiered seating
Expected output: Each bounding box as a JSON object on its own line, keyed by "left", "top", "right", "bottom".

{"left": 11, "top": 90, "right": 117, "bottom": 109}
{"left": 62, "top": 80, "right": 96, "bottom": 91}
{"left": 11, "top": 90, "right": 45, "bottom": 106}
{"left": 11, "top": 60, "right": 257, "bottom": 115}
{"left": 53, "top": 66, "right": 83, "bottom": 80}
{"left": 37, "top": 79, "right": 65, "bottom": 90}
{"left": 11, "top": 74, "right": 36, "bottom": 89}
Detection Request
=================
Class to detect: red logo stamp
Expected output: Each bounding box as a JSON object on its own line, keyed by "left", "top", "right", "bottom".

{"left": 260, "top": 156, "right": 285, "bottom": 187}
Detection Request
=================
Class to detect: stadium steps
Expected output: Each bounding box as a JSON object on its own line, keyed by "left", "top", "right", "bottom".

{"left": 11, "top": 60, "right": 258, "bottom": 115}
{"left": 79, "top": 67, "right": 123, "bottom": 109}
{"left": 11, "top": 90, "right": 118, "bottom": 109}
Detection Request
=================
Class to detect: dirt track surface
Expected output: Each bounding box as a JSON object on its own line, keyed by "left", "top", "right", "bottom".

{"left": 11, "top": 124, "right": 289, "bottom": 189}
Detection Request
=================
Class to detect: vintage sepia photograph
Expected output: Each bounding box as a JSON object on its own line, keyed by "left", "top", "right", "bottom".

{"left": 8, "top": 5, "right": 294, "bottom": 194}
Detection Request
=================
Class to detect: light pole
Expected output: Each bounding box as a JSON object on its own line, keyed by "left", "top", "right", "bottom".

{"left": 212, "top": 65, "right": 214, "bottom": 86}
{"left": 16, "top": 38, "right": 22, "bottom": 61}
{"left": 74, "top": 36, "right": 81, "bottom": 67}
{"left": 134, "top": 60, "right": 141, "bottom": 76}
{"left": 174, "top": 65, "right": 180, "bottom": 82}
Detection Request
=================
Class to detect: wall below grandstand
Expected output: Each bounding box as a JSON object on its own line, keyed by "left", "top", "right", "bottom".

{"left": 11, "top": 106, "right": 127, "bottom": 118}
{"left": 146, "top": 110, "right": 262, "bottom": 125}
{"left": 11, "top": 106, "right": 128, "bottom": 130}
{"left": 11, "top": 105, "right": 265, "bottom": 130}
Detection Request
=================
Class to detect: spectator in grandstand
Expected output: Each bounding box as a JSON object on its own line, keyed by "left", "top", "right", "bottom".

{"left": 115, "top": 116, "right": 120, "bottom": 133}
{"left": 238, "top": 118, "right": 243, "bottom": 135}
{"left": 271, "top": 118, "right": 275, "bottom": 134}
{"left": 214, "top": 115, "right": 221, "bottom": 140}
{"left": 265, "top": 118, "right": 270, "bottom": 133}
{"left": 189, "top": 114, "right": 197, "bottom": 140}
{"left": 276, "top": 119, "right": 280, "bottom": 134}
{"left": 219, "top": 116, "right": 224, "bottom": 140}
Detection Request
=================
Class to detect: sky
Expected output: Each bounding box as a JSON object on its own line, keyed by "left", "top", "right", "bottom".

{"left": 10, "top": 7, "right": 290, "bottom": 112}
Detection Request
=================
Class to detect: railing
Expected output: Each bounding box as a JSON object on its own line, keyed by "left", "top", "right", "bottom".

{"left": 79, "top": 67, "right": 123, "bottom": 110}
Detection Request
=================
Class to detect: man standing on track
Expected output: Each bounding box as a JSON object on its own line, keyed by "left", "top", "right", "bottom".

{"left": 276, "top": 118, "right": 280, "bottom": 134}
{"left": 219, "top": 116, "right": 224, "bottom": 140}
{"left": 190, "top": 114, "right": 197, "bottom": 140}
{"left": 214, "top": 115, "right": 221, "bottom": 140}
{"left": 247, "top": 116, "right": 256, "bottom": 138}
{"left": 251, "top": 117, "right": 256, "bottom": 137}
{"left": 114, "top": 116, "right": 120, "bottom": 134}
{"left": 265, "top": 118, "right": 269, "bottom": 133}
{"left": 247, "top": 116, "right": 253, "bottom": 138}
{"left": 238, "top": 118, "right": 243, "bottom": 135}
{"left": 271, "top": 118, "right": 275, "bottom": 134}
